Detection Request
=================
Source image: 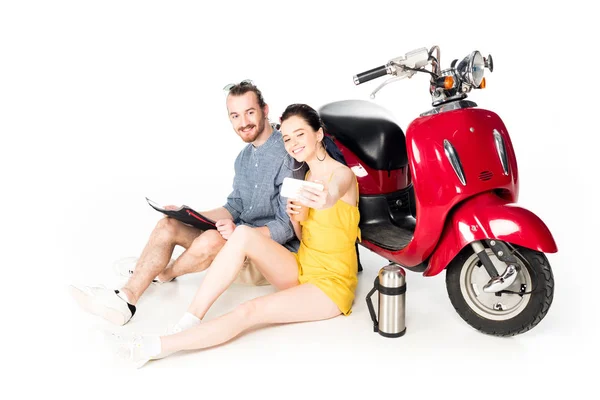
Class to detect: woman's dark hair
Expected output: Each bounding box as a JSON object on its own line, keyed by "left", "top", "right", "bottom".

{"left": 280, "top": 103, "right": 347, "bottom": 165}
{"left": 280, "top": 103, "right": 322, "bottom": 132}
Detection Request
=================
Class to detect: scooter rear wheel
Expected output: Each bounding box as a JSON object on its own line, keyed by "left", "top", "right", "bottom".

{"left": 445, "top": 244, "right": 554, "bottom": 336}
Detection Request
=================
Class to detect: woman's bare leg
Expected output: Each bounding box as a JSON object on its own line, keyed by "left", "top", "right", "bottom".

{"left": 161, "top": 283, "right": 340, "bottom": 355}
{"left": 186, "top": 225, "right": 299, "bottom": 319}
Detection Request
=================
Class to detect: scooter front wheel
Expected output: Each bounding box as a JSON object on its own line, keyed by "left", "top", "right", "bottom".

{"left": 445, "top": 244, "right": 554, "bottom": 336}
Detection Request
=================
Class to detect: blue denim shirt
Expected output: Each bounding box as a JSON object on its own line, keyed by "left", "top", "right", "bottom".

{"left": 224, "top": 129, "right": 306, "bottom": 252}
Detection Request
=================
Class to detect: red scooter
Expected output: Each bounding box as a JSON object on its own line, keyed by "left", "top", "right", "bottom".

{"left": 319, "top": 46, "right": 557, "bottom": 336}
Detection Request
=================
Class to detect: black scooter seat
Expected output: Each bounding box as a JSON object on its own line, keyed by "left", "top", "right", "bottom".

{"left": 319, "top": 100, "right": 408, "bottom": 170}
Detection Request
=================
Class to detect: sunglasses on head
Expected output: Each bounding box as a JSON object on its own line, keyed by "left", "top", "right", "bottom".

{"left": 223, "top": 79, "right": 254, "bottom": 92}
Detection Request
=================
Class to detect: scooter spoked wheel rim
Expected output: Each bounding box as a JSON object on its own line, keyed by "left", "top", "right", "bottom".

{"left": 459, "top": 248, "right": 532, "bottom": 321}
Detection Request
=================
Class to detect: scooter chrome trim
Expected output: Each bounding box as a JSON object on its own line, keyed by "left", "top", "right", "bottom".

{"left": 443, "top": 139, "right": 466, "bottom": 185}
{"left": 421, "top": 99, "right": 477, "bottom": 116}
{"left": 471, "top": 241, "right": 500, "bottom": 279}
{"left": 470, "top": 240, "right": 520, "bottom": 293}
{"left": 471, "top": 241, "right": 485, "bottom": 253}
{"left": 483, "top": 264, "right": 518, "bottom": 293}
{"left": 493, "top": 129, "right": 509, "bottom": 175}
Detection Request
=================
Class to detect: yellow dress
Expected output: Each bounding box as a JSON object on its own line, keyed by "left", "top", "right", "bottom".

{"left": 294, "top": 185, "right": 361, "bottom": 316}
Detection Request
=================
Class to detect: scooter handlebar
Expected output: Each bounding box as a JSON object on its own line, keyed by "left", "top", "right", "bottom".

{"left": 353, "top": 65, "right": 389, "bottom": 85}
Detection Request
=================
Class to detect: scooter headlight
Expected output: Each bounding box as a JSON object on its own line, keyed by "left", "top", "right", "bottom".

{"left": 457, "top": 51, "right": 485, "bottom": 87}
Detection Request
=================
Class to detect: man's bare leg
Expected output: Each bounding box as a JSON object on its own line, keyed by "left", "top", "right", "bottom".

{"left": 155, "top": 230, "right": 226, "bottom": 284}
{"left": 120, "top": 218, "right": 213, "bottom": 305}
{"left": 70, "top": 218, "right": 225, "bottom": 326}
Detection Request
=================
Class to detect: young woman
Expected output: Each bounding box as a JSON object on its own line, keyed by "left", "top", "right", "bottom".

{"left": 113, "top": 104, "right": 360, "bottom": 368}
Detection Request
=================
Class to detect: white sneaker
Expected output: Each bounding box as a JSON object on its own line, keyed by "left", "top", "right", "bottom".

{"left": 113, "top": 256, "right": 176, "bottom": 284}
{"left": 106, "top": 332, "right": 154, "bottom": 369}
{"left": 69, "top": 285, "right": 135, "bottom": 326}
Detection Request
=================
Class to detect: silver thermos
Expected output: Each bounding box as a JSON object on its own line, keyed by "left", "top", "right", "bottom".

{"left": 366, "top": 263, "right": 406, "bottom": 337}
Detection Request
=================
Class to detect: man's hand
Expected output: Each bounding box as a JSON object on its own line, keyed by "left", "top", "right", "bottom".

{"left": 216, "top": 219, "right": 236, "bottom": 240}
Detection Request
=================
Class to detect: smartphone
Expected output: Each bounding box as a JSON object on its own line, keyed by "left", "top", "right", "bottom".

{"left": 280, "top": 177, "right": 324, "bottom": 199}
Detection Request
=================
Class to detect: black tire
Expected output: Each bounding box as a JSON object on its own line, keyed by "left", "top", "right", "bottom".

{"left": 445, "top": 244, "right": 554, "bottom": 336}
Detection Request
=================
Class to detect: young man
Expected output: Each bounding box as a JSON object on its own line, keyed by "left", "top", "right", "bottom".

{"left": 70, "top": 81, "right": 305, "bottom": 328}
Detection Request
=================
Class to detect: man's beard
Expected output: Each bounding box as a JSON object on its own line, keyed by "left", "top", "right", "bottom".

{"left": 239, "top": 115, "right": 266, "bottom": 143}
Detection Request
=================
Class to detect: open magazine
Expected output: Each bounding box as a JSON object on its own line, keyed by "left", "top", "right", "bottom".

{"left": 146, "top": 197, "right": 216, "bottom": 231}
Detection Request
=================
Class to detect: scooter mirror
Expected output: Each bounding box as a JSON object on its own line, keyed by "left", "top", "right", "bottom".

{"left": 484, "top": 54, "right": 494, "bottom": 72}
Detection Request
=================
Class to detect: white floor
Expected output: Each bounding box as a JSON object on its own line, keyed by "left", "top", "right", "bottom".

{"left": 55, "top": 244, "right": 593, "bottom": 398}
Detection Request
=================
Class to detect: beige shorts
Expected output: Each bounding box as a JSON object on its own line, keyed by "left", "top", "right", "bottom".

{"left": 233, "top": 257, "right": 270, "bottom": 286}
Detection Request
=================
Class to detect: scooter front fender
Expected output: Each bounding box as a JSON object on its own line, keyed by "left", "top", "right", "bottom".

{"left": 423, "top": 192, "right": 557, "bottom": 277}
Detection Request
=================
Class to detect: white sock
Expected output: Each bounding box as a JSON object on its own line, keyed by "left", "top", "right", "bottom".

{"left": 175, "top": 312, "right": 201, "bottom": 331}
{"left": 116, "top": 290, "right": 131, "bottom": 304}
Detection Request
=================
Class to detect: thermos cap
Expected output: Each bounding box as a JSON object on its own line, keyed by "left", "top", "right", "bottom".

{"left": 379, "top": 264, "right": 406, "bottom": 288}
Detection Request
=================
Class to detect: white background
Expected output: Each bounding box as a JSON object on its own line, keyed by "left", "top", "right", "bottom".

{"left": 1, "top": 0, "right": 598, "bottom": 398}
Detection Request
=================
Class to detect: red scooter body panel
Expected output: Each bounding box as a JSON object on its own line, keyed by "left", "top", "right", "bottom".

{"left": 408, "top": 108, "right": 519, "bottom": 205}
{"left": 331, "top": 138, "right": 412, "bottom": 194}
{"left": 424, "top": 191, "right": 558, "bottom": 276}
{"left": 363, "top": 108, "right": 521, "bottom": 267}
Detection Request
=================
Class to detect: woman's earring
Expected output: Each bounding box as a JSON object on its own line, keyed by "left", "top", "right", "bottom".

{"left": 316, "top": 140, "right": 327, "bottom": 162}
{"left": 286, "top": 157, "right": 305, "bottom": 171}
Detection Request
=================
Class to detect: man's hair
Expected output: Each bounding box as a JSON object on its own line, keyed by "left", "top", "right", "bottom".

{"left": 227, "top": 80, "right": 266, "bottom": 109}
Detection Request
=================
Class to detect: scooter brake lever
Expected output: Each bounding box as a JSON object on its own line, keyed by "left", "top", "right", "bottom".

{"left": 369, "top": 75, "right": 408, "bottom": 99}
